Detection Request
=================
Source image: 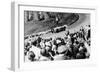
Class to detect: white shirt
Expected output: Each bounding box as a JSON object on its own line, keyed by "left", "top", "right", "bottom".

{"left": 40, "top": 41, "right": 45, "bottom": 49}
{"left": 30, "top": 46, "right": 41, "bottom": 60}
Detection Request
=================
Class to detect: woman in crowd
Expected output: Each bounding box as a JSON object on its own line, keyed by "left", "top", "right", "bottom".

{"left": 24, "top": 25, "right": 91, "bottom": 61}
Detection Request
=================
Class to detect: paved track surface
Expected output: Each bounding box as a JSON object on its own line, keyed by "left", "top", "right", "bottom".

{"left": 24, "top": 13, "right": 90, "bottom": 36}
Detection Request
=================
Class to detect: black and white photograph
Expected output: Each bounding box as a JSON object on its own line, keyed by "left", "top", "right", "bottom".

{"left": 24, "top": 11, "right": 91, "bottom": 62}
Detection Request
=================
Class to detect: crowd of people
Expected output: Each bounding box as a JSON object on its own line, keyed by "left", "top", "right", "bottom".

{"left": 24, "top": 25, "right": 90, "bottom": 62}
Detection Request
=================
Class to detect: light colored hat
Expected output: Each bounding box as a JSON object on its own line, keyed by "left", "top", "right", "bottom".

{"left": 57, "top": 45, "right": 67, "bottom": 54}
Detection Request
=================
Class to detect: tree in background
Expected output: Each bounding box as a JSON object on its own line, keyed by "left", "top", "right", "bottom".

{"left": 24, "top": 11, "right": 49, "bottom": 23}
